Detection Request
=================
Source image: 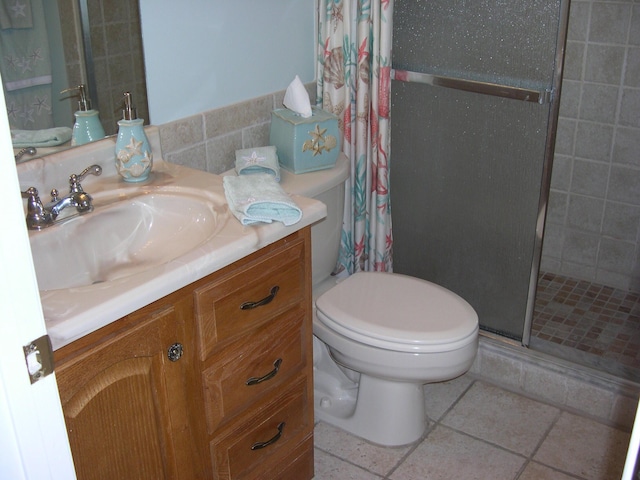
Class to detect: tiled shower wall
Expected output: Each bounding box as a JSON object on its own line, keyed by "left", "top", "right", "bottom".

{"left": 542, "top": 0, "right": 640, "bottom": 292}
{"left": 85, "top": 0, "right": 148, "bottom": 136}
{"left": 58, "top": 0, "right": 148, "bottom": 136}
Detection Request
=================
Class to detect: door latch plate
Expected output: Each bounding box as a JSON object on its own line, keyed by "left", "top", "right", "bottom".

{"left": 23, "top": 334, "right": 54, "bottom": 384}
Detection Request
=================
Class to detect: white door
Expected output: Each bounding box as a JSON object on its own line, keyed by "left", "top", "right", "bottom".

{"left": 0, "top": 78, "right": 76, "bottom": 479}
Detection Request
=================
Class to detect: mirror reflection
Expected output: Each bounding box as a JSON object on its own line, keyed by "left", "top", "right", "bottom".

{"left": 0, "top": 0, "right": 148, "bottom": 157}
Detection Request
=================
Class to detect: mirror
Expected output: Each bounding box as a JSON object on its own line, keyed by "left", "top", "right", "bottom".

{"left": 0, "top": 0, "right": 148, "bottom": 158}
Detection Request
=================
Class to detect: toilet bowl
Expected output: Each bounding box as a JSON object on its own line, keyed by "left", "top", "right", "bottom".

{"left": 313, "top": 271, "right": 478, "bottom": 445}
{"left": 279, "top": 155, "right": 479, "bottom": 446}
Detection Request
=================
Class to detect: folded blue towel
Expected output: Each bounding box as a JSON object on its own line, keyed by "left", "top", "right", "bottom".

{"left": 223, "top": 173, "right": 302, "bottom": 226}
{"left": 235, "top": 145, "right": 280, "bottom": 182}
{"left": 11, "top": 127, "right": 72, "bottom": 147}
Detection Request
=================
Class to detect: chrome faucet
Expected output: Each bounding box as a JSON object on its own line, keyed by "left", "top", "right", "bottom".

{"left": 21, "top": 164, "right": 103, "bottom": 230}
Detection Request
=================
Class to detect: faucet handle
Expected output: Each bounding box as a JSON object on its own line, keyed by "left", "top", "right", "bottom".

{"left": 77, "top": 164, "right": 102, "bottom": 182}
{"left": 69, "top": 164, "right": 102, "bottom": 193}
{"left": 21, "top": 186, "right": 39, "bottom": 201}
{"left": 21, "top": 187, "right": 52, "bottom": 230}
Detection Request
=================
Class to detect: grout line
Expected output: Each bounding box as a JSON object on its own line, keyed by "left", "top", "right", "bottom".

{"left": 313, "top": 446, "right": 385, "bottom": 479}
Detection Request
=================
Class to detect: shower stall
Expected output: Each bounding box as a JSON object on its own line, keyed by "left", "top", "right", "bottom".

{"left": 391, "top": 0, "right": 640, "bottom": 382}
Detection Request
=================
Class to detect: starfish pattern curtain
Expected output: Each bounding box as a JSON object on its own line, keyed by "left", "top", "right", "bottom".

{"left": 317, "top": 0, "right": 394, "bottom": 274}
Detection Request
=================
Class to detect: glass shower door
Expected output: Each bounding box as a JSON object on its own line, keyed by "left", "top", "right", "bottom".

{"left": 391, "top": 0, "right": 570, "bottom": 341}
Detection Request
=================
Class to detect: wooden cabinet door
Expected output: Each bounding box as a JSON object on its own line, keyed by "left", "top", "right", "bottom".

{"left": 55, "top": 299, "right": 206, "bottom": 480}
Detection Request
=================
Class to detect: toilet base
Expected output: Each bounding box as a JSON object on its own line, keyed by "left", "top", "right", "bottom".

{"left": 314, "top": 372, "right": 427, "bottom": 446}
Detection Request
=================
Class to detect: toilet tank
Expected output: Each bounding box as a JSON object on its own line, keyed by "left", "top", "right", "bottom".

{"left": 280, "top": 154, "right": 350, "bottom": 287}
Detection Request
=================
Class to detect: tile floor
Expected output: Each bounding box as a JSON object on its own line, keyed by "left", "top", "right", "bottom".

{"left": 531, "top": 272, "right": 640, "bottom": 383}
{"left": 313, "top": 375, "right": 633, "bottom": 480}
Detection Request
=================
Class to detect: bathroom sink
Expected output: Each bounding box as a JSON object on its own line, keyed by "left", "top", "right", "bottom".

{"left": 29, "top": 186, "right": 229, "bottom": 291}
{"left": 17, "top": 133, "right": 327, "bottom": 350}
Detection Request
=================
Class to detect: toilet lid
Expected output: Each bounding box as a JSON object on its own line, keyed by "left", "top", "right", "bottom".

{"left": 315, "top": 272, "right": 478, "bottom": 353}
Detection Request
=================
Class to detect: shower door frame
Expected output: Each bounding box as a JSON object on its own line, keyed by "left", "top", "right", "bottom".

{"left": 390, "top": 0, "right": 572, "bottom": 345}
{"left": 521, "top": 0, "right": 571, "bottom": 346}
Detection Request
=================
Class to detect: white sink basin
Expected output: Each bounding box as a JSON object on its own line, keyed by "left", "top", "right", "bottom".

{"left": 29, "top": 186, "right": 229, "bottom": 291}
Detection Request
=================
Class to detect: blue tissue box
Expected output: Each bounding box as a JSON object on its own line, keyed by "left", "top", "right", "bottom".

{"left": 269, "top": 107, "right": 341, "bottom": 174}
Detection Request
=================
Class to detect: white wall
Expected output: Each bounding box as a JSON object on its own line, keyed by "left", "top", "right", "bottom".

{"left": 139, "top": 0, "right": 316, "bottom": 125}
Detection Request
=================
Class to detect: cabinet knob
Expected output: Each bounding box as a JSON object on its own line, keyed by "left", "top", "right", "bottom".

{"left": 167, "top": 343, "right": 183, "bottom": 362}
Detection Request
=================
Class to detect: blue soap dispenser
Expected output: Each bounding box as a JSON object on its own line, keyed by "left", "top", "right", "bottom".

{"left": 115, "top": 92, "right": 153, "bottom": 182}
{"left": 61, "top": 84, "right": 106, "bottom": 146}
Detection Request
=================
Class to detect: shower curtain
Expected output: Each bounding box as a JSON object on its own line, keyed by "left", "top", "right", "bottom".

{"left": 317, "top": 0, "right": 394, "bottom": 274}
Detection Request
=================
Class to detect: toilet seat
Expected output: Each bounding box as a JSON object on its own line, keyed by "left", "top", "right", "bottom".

{"left": 315, "top": 272, "right": 479, "bottom": 353}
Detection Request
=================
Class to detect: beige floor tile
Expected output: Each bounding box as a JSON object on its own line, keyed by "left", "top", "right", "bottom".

{"left": 519, "top": 461, "right": 580, "bottom": 480}
{"left": 313, "top": 449, "right": 384, "bottom": 480}
{"left": 423, "top": 374, "right": 475, "bottom": 421}
{"left": 534, "top": 412, "right": 630, "bottom": 480}
{"left": 389, "top": 426, "right": 525, "bottom": 480}
{"left": 313, "top": 422, "right": 411, "bottom": 476}
{"left": 442, "top": 381, "right": 560, "bottom": 456}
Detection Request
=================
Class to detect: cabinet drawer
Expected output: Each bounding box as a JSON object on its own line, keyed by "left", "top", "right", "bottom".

{"left": 195, "top": 239, "right": 306, "bottom": 359}
{"left": 202, "top": 310, "right": 306, "bottom": 433}
{"left": 210, "top": 378, "right": 311, "bottom": 480}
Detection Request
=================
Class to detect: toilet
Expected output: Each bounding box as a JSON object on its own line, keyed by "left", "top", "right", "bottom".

{"left": 280, "top": 155, "right": 479, "bottom": 446}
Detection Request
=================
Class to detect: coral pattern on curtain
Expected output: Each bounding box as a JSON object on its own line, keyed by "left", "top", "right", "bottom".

{"left": 317, "top": 0, "right": 394, "bottom": 274}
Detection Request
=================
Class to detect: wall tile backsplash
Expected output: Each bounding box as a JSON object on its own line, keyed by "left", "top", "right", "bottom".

{"left": 542, "top": 0, "right": 640, "bottom": 292}
{"left": 158, "top": 85, "right": 314, "bottom": 176}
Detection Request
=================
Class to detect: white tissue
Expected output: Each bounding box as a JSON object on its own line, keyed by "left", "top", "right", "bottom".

{"left": 283, "top": 75, "right": 312, "bottom": 118}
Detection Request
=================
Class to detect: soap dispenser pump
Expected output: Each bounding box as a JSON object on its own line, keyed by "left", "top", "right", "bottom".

{"left": 115, "top": 92, "right": 153, "bottom": 182}
{"left": 61, "top": 84, "right": 106, "bottom": 146}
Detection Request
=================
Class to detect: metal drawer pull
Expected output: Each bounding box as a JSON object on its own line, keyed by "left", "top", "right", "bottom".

{"left": 246, "top": 358, "right": 283, "bottom": 386}
{"left": 240, "top": 285, "right": 280, "bottom": 310}
{"left": 251, "top": 422, "right": 285, "bottom": 450}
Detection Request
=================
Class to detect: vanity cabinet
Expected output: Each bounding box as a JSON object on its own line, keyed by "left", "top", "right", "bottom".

{"left": 195, "top": 228, "right": 314, "bottom": 480}
{"left": 54, "top": 228, "right": 314, "bottom": 480}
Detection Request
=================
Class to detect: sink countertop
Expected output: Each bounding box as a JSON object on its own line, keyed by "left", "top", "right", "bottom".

{"left": 17, "top": 127, "right": 327, "bottom": 350}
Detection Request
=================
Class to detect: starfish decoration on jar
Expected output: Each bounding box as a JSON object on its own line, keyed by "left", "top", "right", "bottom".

{"left": 126, "top": 136, "right": 144, "bottom": 156}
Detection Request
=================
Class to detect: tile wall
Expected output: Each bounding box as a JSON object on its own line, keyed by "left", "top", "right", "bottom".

{"left": 542, "top": 0, "right": 640, "bottom": 291}
{"left": 157, "top": 83, "right": 317, "bottom": 174}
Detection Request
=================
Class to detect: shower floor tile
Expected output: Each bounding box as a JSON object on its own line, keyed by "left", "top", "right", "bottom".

{"left": 531, "top": 272, "right": 640, "bottom": 382}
